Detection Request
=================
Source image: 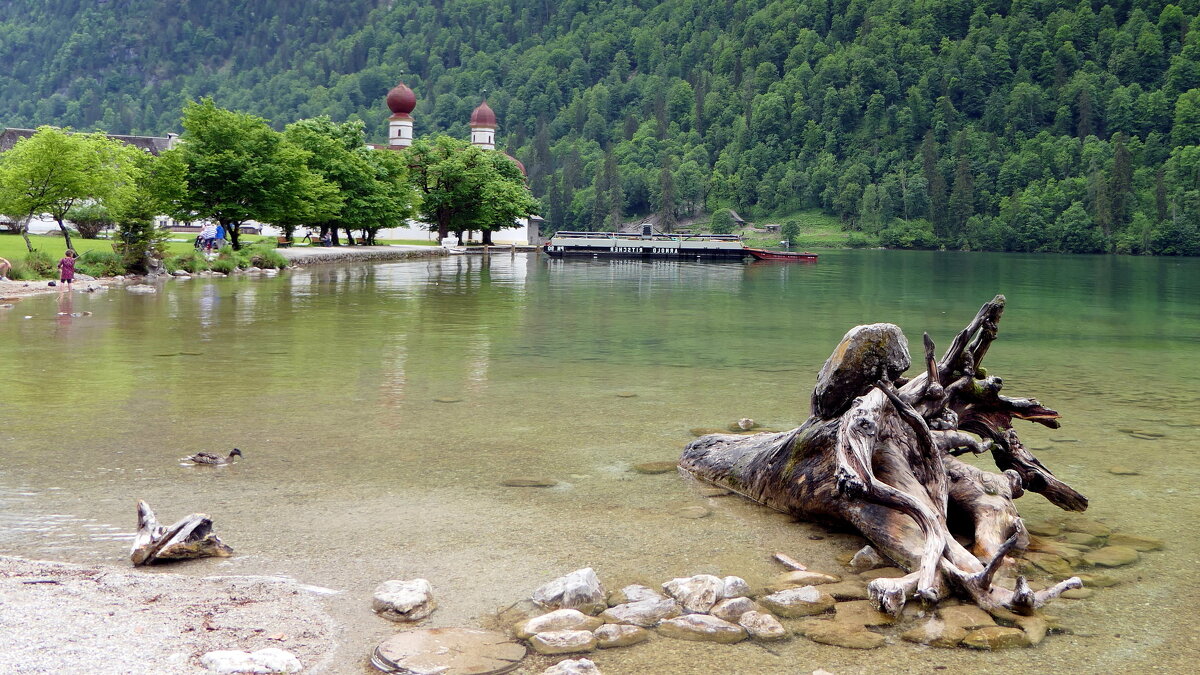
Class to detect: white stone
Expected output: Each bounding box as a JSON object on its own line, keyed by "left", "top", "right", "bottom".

{"left": 516, "top": 609, "right": 603, "bottom": 639}
{"left": 542, "top": 657, "right": 603, "bottom": 675}
{"left": 739, "top": 610, "right": 788, "bottom": 641}
{"left": 529, "top": 630, "right": 598, "bottom": 655}
{"left": 759, "top": 586, "right": 836, "bottom": 617}
{"left": 849, "top": 545, "right": 888, "bottom": 572}
{"left": 126, "top": 284, "right": 157, "bottom": 294}
{"left": 662, "top": 574, "right": 724, "bottom": 613}
{"left": 372, "top": 578, "right": 436, "bottom": 622}
{"left": 721, "top": 576, "right": 751, "bottom": 599}
{"left": 609, "top": 584, "right": 665, "bottom": 605}
{"left": 533, "top": 568, "right": 607, "bottom": 614}
{"left": 593, "top": 623, "right": 649, "bottom": 648}
{"left": 710, "top": 597, "right": 761, "bottom": 623}
{"left": 200, "top": 648, "right": 301, "bottom": 674}
{"left": 657, "top": 615, "right": 747, "bottom": 644}
{"left": 600, "top": 597, "right": 681, "bottom": 627}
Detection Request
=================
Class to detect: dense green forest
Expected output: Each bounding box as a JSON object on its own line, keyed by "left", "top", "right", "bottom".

{"left": 1, "top": 0, "right": 1198, "bottom": 254}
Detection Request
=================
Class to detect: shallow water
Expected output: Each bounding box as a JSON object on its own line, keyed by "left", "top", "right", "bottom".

{"left": 1, "top": 250, "right": 1198, "bottom": 673}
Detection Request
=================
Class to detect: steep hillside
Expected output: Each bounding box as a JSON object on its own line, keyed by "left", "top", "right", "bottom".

{"left": 1, "top": 0, "right": 1197, "bottom": 253}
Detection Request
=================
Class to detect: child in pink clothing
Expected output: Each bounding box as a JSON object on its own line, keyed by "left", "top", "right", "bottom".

{"left": 57, "top": 249, "right": 77, "bottom": 292}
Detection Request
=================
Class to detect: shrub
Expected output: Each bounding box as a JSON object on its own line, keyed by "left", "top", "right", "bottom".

{"left": 5, "top": 261, "right": 39, "bottom": 280}
{"left": 67, "top": 203, "right": 115, "bottom": 239}
{"left": 170, "top": 251, "right": 209, "bottom": 273}
{"left": 844, "top": 233, "right": 874, "bottom": 248}
{"left": 709, "top": 210, "right": 736, "bottom": 234}
{"left": 76, "top": 250, "right": 125, "bottom": 277}
{"left": 209, "top": 256, "right": 237, "bottom": 274}
{"left": 245, "top": 246, "right": 287, "bottom": 269}
{"left": 23, "top": 250, "right": 56, "bottom": 277}
{"left": 878, "top": 219, "right": 940, "bottom": 250}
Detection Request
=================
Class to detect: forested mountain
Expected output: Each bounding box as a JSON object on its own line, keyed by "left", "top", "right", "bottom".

{"left": 2, "top": 0, "right": 1198, "bottom": 253}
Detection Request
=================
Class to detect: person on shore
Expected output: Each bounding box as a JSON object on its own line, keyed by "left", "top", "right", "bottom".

{"left": 214, "top": 224, "right": 226, "bottom": 250}
{"left": 199, "top": 223, "right": 217, "bottom": 254}
{"left": 0, "top": 256, "right": 10, "bottom": 281}
{"left": 320, "top": 231, "right": 332, "bottom": 247}
{"left": 57, "top": 249, "right": 77, "bottom": 293}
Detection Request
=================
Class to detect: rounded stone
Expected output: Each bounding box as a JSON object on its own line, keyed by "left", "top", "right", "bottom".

{"left": 901, "top": 619, "right": 967, "bottom": 648}
{"left": 767, "top": 570, "right": 841, "bottom": 592}
{"left": 433, "top": 397, "right": 462, "bottom": 403}
{"left": 801, "top": 620, "right": 885, "bottom": 649}
{"left": 631, "top": 461, "right": 677, "bottom": 474}
{"left": 820, "top": 580, "right": 870, "bottom": 601}
{"left": 542, "top": 658, "right": 602, "bottom": 675}
{"left": 833, "top": 600, "right": 895, "bottom": 627}
{"left": 710, "top": 597, "right": 761, "bottom": 623}
{"left": 739, "top": 610, "right": 788, "bottom": 641}
{"left": 961, "top": 626, "right": 1030, "bottom": 650}
{"left": 371, "top": 628, "right": 525, "bottom": 675}
{"left": 759, "top": 586, "right": 836, "bottom": 618}
{"left": 529, "top": 630, "right": 597, "bottom": 655}
{"left": 1083, "top": 545, "right": 1140, "bottom": 568}
{"left": 615, "top": 392, "right": 638, "bottom": 398}
{"left": 662, "top": 574, "right": 725, "bottom": 613}
{"left": 593, "top": 624, "right": 649, "bottom": 648}
{"left": 1108, "top": 465, "right": 1141, "bottom": 475}
{"left": 515, "top": 609, "right": 603, "bottom": 639}
{"left": 657, "top": 615, "right": 747, "bottom": 644}
{"left": 600, "top": 598, "right": 681, "bottom": 627}
{"left": 936, "top": 605, "right": 996, "bottom": 630}
{"left": 372, "top": 579, "right": 436, "bottom": 622}
{"left": 1107, "top": 533, "right": 1164, "bottom": 551}
{"left": 606, "top": 584, "right": 665, "bottom": 606}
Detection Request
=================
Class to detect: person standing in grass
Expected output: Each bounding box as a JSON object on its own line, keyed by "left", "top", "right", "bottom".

{"left": 0, "top": 256, "right": 10, "bottom": 281}
{"left": 215, "top": 223, "right": 226, "bottom": 250}
{"left": 57, "top": 249, "right": 77, "bottom": 293}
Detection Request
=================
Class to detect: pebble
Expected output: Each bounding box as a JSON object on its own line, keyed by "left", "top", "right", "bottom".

{"left": 433, "top": 397, "right": 462, "bottom": 403}
{"left": 961, "top": 626, "right": 1029, "bottom": 649}
{"left": 593, "top": 624, "right": 649, "bottom": 649}
{"left": 615, "top": 392, "right": 638, "bottom": 398}
{"left": 631, "top": 461, "right": 676, "bottom": 474}
{"left": 372, "top": 579, "right": 437, "bottom": 622}
{"left": 1108, "top": 466, "right": 1141, "bottom": 475}
{"left": 1083, "top": 546, "right": 1140, "bottom": 567}
{"left": 1075, "top": 572, "right": 1120, "bottom": 588}
{"left": 501, "top": 477, "right": 558, "bottom": 487}
{"left": 848, "top": 546, "right": 887, "bottom": 572}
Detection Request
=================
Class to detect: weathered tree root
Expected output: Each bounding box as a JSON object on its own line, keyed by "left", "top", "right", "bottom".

{"left": 130, "top": 500, "right": 233, "bottom": 566}
{"left": 679, "top": 296, "right": 1084, "bottom": 615}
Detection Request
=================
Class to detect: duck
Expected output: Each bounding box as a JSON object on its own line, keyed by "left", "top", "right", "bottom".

{"left": 181, "top": 448, "right": 243, "bottom": 465}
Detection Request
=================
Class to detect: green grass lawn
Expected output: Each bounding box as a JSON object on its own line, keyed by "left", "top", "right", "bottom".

{"left": 0, "top": 232, "right": 197, "bottom": 261}
{"left": 736, "top": 209, "right": 877, "bottom": 250}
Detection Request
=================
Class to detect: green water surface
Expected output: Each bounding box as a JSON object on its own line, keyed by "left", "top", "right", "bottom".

{"left": 1, "top": 250, "right": 1197, "bottom": 673}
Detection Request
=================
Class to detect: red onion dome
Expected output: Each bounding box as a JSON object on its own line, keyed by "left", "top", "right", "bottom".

{"left": 470, "top": 100, "right": 497, "bottom": 127}
{"left": 386, "top": 83, "right": 416, "bottom": 115}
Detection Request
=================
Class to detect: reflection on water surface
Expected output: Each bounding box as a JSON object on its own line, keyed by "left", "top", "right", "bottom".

{"left": 1, "top": 250, "right": 1198, "bottom": 673}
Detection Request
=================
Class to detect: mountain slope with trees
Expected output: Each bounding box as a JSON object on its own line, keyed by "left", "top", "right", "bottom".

{"left": 1, "top": 0, "right": 1197, "bottom": 254}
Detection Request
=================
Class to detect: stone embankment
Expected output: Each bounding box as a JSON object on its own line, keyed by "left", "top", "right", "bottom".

{"left": 277, "top": 245, "right": 446, "bottom": 265}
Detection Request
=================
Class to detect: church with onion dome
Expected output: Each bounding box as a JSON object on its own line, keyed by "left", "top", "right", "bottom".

{"left": 375, "top": 81, "right": 538, "bottom": 246}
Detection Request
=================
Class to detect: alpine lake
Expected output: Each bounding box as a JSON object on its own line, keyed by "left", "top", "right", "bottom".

{"left": 1, "top": 249, "right": 1197, "bottom": 674}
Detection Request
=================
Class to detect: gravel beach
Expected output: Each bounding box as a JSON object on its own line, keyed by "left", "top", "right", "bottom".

{"left": 0, "top": 556, "right": 342, "bottom": 674}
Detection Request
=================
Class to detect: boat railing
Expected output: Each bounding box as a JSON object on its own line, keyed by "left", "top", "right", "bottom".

{"left": 552, "top": 231, "right": 742, "bottom": 242}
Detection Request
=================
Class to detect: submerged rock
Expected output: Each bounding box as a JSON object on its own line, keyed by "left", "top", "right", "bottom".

{"left": 662, "top": 574, "right": 725, "bottom": 613}
{"left": 936, "top": 605, "right": 995, "bottom": 631}
{"left": 961, "top": 626, "right": 1029, "bottom": 649}
{"left": 820, "top": 580, "right": 870, "bottom": 601}
{"left": 543, "top": 658, "right": 603, "bottom": 675}
{"left": 1083, "top": 546, "right": 1140, "bottom": 568}
{"left": 533, "top": 569, "right": 607, "bottom": 615}
{"left": 673, "top": 505, "right": 711, "bottom": 519}
{"left": 632, "top": 461, "right": 677, "bottom": 474}
{"left": 800, "top": 620, "right": 885, "bottom": 649}
{"left": 372, "top": 579, "right": 436, "bottom": 622}
{"left": 372, "top": 627, "right": 525, "bottom": 675}
{"left": 657, "top": 615, "right": 747, "bottom": 644}
{"left": 607, "top": 584, "right": 665, "bottom": 606}
{"left": 848, "top": 546, "right": 888, "bottom": 572}
{"left": 833, "top": 600, "right": 895, "bottom": 627}
{"left": 529, "top": 630, "right": 598, "bottom": 655}
{"left": 900, "top": 619, "right": 967, "bottom": 648}
{"left": 1061, "top": 516, "right": 1112, "bottom": 537}
{"left": 501, "top": 477, "right": 558, "bottom": 487}
{"left": 1107, "top": 533, "right": 1164, "bottom": 551}
{"left": 768, "top": 570, "right": 840, "bottom": 592}
{"left": 593, "top": 624, "right": 649, "bottom": 648}
{"left": 738, "top": 611, "right": 788, "bottom": 641}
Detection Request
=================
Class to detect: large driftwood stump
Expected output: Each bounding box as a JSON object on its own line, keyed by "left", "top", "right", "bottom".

{"left": 130, "top": 500, "right": 233, "bottom": 566}
{"left": 680, "top": 296, "right": 1084, "bottom": 615}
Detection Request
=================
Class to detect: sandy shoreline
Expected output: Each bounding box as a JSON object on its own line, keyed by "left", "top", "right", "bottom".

{"left": 0, "top": 556, "right": 342, "bottom": 674}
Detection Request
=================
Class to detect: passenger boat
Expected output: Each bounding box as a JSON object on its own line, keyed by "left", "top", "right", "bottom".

{"left": 543, "top": 227, "right": 747, "bottom": 260}
{"left": 744, "top": 248, "right": 819, "bottom": 261}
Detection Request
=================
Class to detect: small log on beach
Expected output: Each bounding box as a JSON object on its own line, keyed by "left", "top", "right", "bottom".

{"left": 130, "top": 500, "right": 233, "bottom": 566}
{"left": 680, "top": 296, "right": 1084, "bottom": 616}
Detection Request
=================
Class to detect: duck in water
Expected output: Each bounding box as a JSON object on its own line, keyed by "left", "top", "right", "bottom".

{"left": 181, "top": 448, "right": 243, "bottom": 465}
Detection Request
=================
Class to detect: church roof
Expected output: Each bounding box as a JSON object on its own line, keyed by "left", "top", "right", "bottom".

{"left": 470, "top": 100, "right": 497, "bottom": 128}
{"left": 386, "top": 82, "right": 416, "bottom": 116}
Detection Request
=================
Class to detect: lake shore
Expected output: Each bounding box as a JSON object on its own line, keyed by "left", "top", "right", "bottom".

{"left": 0, "top": 555, "right": 341, "bottom": 675}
